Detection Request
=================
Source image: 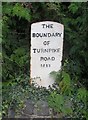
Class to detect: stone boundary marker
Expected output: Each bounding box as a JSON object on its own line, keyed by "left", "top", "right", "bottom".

{"left": 31, "top": 21, "right": 64, "bottom": 88}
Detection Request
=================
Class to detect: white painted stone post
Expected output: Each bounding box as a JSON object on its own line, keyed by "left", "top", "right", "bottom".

{"left": 31, "top": 21, "right": 64, "bottom": 88}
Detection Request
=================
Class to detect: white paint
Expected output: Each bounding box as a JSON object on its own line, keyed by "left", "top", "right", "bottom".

{"left": 31, "top": 21, "right": 64, "bottom": 88}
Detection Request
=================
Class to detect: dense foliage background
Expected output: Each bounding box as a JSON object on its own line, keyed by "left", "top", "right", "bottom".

{"left": 2, "top": 2, "right": 88, "bottom": 119}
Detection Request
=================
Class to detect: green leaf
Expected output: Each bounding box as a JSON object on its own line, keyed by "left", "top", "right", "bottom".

{"left": 2, "top": 3, "right": 13, "bottom": 15}
{"left": 68, "top": 3, "right": 79, "bottom": 14}
{"left": 59, "top": 72, "right": 72, "bottom": 95}
{"left": 77, "top": 87, "right": 87, "bottom": 103}
{"left": 62, "top": 71, "right": 71, "bottom": 89}
{"left": 49, "top": 71, "right": 58, "bottom": 80}
{"left": 12, "top": 3, "right": 31, "bottom": 21}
